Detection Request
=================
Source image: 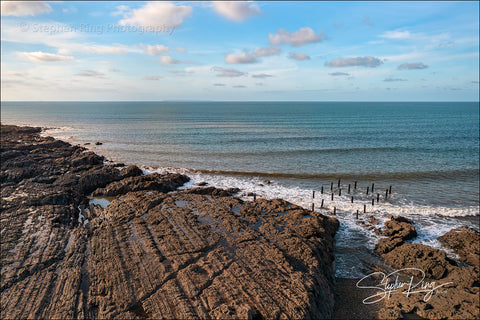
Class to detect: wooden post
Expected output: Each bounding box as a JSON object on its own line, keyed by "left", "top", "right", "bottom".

{"left": 371, "top": 198, "right": 374, "bottom": 206}
{"left": 253, "top": 194, "right": 256, "bottom": 201}
{"left": 377, "top": 193, "right": 380, "bottom": 203}
{"left": 312, "top": 203, "right": 314, "bottom": 211}
{"left": 338, "top": 179, "right": 341, "bottom": 187}
{"left": 331, "top": 193, "right": 334, "bottom": 201}
{"left": 312, "top": 190, "right": 315, "bottom": 199}
{"left": 389, "top": 185, "right": 392, "bottom": 194}
{"left": 363, "top": 204, "right": 366, "bottom": 213}
{"left": 331, "top": 182, "right": 333, "bottom": 191}
{"left": 321, "top": 199, "right": 324, "bottom": 207}
{"left": 351, "top": 196, "right": 354, "bottom": 203}
{"left": 366, "top": 186, "right": 369, "bottom": 195}
{"left": 339, "top": 189, "right": 342, "bottom": 196}
{"left": 356, "top": 210, "right": 359, "bottom": 219}
{"left": 321, "top": 186, "right": 324, "bottom": 194}
{"left": 333, "top": 207, "right": 336, "bottom": 215}
{"left": 354, "top": 181, "right": 357, "bottom": 189}
{"left": 348, "top": 184, "right": 351, "bottom": 194}
{"left": 386, "top": 189, "right": 388, "bottom": 200}
{"left": 371, "top": 183, "right": 375, "bottom": 193}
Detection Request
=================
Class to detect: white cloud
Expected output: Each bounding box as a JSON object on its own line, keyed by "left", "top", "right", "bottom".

{"left": 225, "top": 52, "right": 257, "bottom": 64}
{"left": 288, "top": 52, "right": 310, "bottom": 61}
{"left": 213, "top": 1, "right": 261, "bottom": 22}
{"left": 143, "top": 44, "right": 170, "bottom": 55}
{"left": 225, "top": 46, "right": 281, "bottom": 64}
{"left": 253, "top": 46, "right": 281, "bottom": 57}
{"left": 383, "top": 77, "right": 407, "bottom": 82}
{"left": 82, "top": 45, "right": 128, "bottom": 55}
{"left": 1, "top": 1, "right": 52, "bottom": 16}
{"left": 169, "top": 70, "right": 194, "bottom": 76}
{"left": 143, "top": 75, "right": 161, "bottom": 80}
{"left": 112, "top": 5, "right": 130, "bottom": 16}
{"left": 329, "top": 72, "right": 350, "bottom": 76}
{"left": 161, "top": 56, "right": 181, "bottom": 64}
{"left": 18, "top": 51, "right": 74, "bottom": 62}
{"left": 252, "top": 73, "right": 273, "bottom": 78}
{"left": 380, "top": 30, "right": 413, "bottom": 39}
{"left": 119, "top": 2, "right": 192, "bottom": 29}
{"left": 76, "top": 70, "right": 106, "bottom": 77}
{"left": 176, "top": 47, "right": 188, "bottom": 53}
{"left": 269, "top": 27, "right": 326, "bottom": 47}
{"left": 212, "top": 67, "right": 246, "bottom": 77}
{"left": 398, "top": 62, "right": 428, "bottom": 70}
{"left": 325, "top": 56, "right": 383, "bottom": 68}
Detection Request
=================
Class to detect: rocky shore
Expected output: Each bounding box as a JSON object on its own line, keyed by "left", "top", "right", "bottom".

{"left": 373, "top": 216, "right": 479, "bottom": 319}
{"left": 2, "top": 124, "right": 478, "bottom": 320}
{"left": 1, "top": 125, "right": 339, "bottom": 319}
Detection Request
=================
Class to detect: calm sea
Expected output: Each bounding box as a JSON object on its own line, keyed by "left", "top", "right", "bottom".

{"left": 2, "top": 101, "right": 479, "bottom": 277}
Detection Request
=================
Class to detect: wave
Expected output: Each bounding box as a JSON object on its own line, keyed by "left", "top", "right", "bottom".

{"left": 142, "top": 165, "right": 479, "bottom": 218}
{"left": 187, "top": 167, "right": 479, "bottom": 182}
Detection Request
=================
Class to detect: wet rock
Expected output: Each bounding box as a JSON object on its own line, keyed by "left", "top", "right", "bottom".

{"left": 120, "top": 165, "right": 143, "bottom": 178}
{"left": 382, "top": 219, "right": 417, "bottom": 240}
{"left": 91, "top": 173, "right": 189, "bottom": 196}
{"left": 439, "top": 226, "right": 480, "bottom": 267}
{"left": 197, "top": 181, "right": 208, "bottom": 186}
{"left": 374, "top": 236, "right": 404, "bottom": 255}
{"left": 95, "top": 141, "right": 102, "bottom": 145}
{"left": 186, "top": 186, "right": 236, "bottom": 197}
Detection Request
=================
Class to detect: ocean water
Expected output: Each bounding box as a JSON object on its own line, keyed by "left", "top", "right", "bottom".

{"left": 2, "top": 101, "right": 479, "bottom": 277}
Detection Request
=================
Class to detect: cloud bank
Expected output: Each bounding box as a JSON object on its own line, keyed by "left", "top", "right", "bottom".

{"left": 1, "top": 1, "right": 52, "bottom": 16}
{"left": 213, "top": 1, "right": 261, "bottom": 22}
{"left": 269, "top": 27, "right": 325, "bottom": 47}
{"left": 18, "top": 51, "right": 74, "bottom": 62}
{"left": 212, "top": 67, "right": 246, "bottom": 77}
{"left": 119, "top": 2, "right": 192, "bottom": 29}
{"left": 397, "top": 62, "right": 428, "bottom": 70}
{"left": 288, "top": 52, "right": 310, "bottom": 61}
{"left": 325, "top": 56, "right": 383, "bottom": 68}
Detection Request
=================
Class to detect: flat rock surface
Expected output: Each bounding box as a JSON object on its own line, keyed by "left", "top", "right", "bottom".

{"left": 1, "top": 125, "right": 339, "bottom": 319}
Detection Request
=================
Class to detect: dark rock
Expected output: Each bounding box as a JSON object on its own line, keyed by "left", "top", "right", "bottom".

{"left": 197, "top": 181, "right": 208, "bottom": 186}
{"left": 439, "top": 226, "right": 479, "bottom": 267}
{"left": 375, "top": 236, "right": 404, "bottom": 255}
{"left": 95, "top": 141, "right": 102, "bottom": 145}
{"left": 91, "top": 173, "right": 189, "bottom": 196}
{"left": 120, "top": 165, "right": 143, "bottom": 178}
{"left": 382, "top": 219, "right": 417, "bottom": 240}
{"left": 185, "top": 186, "right": 237, "bottom": 197}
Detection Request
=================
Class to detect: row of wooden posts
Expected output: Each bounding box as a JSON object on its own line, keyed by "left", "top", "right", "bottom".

{"left": 310, "top": 179, "right": 393, "bottom": 218}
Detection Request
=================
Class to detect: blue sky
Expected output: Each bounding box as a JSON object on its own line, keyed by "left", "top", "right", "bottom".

{"left": 1, "top": 1, "right": 479, "bottom": 101}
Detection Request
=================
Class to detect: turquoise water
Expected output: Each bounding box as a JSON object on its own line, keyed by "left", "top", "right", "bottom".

{"left": 2, "top": 101, "right": 479, "bottom": 277}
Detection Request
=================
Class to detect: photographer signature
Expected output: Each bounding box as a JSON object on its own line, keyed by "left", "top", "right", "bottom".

{"left": 356, "top": 268, "right": 453, "bottom": 304}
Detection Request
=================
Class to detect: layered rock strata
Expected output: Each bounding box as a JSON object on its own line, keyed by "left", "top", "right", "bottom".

{"left": 1, "top": 125, "right": 339, "bottom": 319}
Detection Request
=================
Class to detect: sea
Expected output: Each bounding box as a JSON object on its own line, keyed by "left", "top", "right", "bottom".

{"left": 2, "top": 101, "right": 479, "bottom": 277}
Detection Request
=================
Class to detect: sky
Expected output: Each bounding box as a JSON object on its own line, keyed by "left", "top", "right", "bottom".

{"left": 1, "top": 1, "right": 479, "bottom": 101}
